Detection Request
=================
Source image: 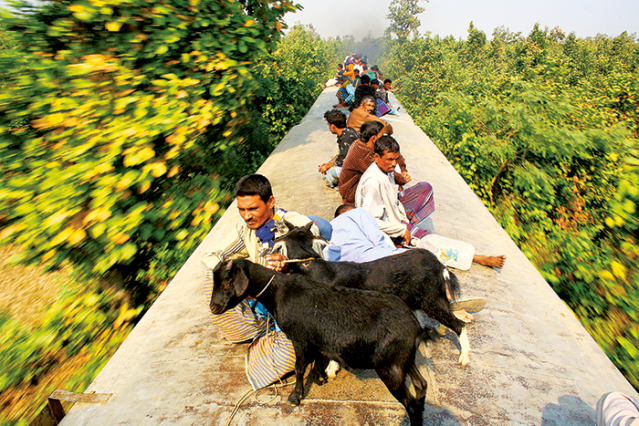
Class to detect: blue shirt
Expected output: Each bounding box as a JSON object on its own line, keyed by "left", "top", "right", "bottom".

{"left": 329, "top": 208, "right": 402, "bottom": 263}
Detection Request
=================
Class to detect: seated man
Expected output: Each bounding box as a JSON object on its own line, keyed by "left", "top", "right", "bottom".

{"left": 376, "top": 78, "right": 400, "bottom": 117}
{"left": 330, "top": 206, "right": 486, "bottom": 321}
{"left": 346, "top": 95, "right": 393, "bottom": 134}
{"left": 349, "top": 75, "right": 378, "bottom": 113}
{"left": 334, "top": 77, "right": 354, "bottom": 108}
{"left": 318, "top": 109, "right": 360, "bottom": 188}
{"left": 202, "top": 174, "right": 323, "bottom": 390}
{"left": 355, "top": 136, "right": 506, "bottom": 270}
{"left": 339, "top": 121, "right": 408, "bottom": 205}
{"left": 352, "top": 69, "right": 361, "bottom": 88}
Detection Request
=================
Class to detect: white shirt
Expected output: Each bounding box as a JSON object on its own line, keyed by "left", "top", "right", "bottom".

{"left": 355, "top": 162, "right": 408, "bottom": 238}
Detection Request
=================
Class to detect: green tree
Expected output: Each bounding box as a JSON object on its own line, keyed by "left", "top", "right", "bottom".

{"left": 386, "top": 0, "right": 426, "bottom": 42}
{"left": 0, "top": 0, "right": 298, "bottom": 294}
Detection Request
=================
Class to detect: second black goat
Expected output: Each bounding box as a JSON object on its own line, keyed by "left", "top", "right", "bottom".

{"left": 273, "top": 221, "right": 472, "bottom": 365}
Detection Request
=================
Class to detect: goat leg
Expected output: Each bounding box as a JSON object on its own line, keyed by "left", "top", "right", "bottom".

{"left": 309, "top": 353, "right": 330, "bottom": 385}
{"left": 421, "top": 299, "right": 471, "bottom": 366}
{"left": 288, "top": 342, "right": 309, "bottom": 406}
{"left": 376, "top": 363, "right": 424, "bottom": 426}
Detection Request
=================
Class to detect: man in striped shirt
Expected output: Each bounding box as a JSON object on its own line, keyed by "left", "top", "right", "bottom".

{"left": 202, "top": 174, "right": 321, "bottom": 390}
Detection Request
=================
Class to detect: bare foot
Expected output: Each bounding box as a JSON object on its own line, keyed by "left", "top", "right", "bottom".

{"left": 453, "top": 310, "right": 474, "bottom": 323}
{"left": 320, "top": 84, "right": 326, "bottom": 90}
{"left": 473, "top": 254, "right": 506, "bottom": 269}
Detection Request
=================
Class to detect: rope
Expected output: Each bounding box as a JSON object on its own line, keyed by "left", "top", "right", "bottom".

{"left": 281, "top": 257, "right": 316, "bottom": 264}
{"left": 255, "top": 274, "right": 275, "bottom": 298}
{"left": 224, "top": 313, "right": 295, "bottom": 426}
{"left": 223, "top": 379, "right": 296, "bottom": 426}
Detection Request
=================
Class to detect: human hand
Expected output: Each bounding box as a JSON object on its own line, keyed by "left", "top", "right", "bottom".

{"left": 318, "top": 163, "right": 330, "bottom": 174}
{"left": 403, "top": 229, "right": 412, "bottom": 246}
{"left": 401, "top": 171, "right": 412, "bottom": 183}
{"left": 266, "top": 253, "right": 287, "bottom": 272}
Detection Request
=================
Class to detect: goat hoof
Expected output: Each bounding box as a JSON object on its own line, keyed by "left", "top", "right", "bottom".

{"left": 458, "top": 354, "right": 471, "bottom": 367}
{"left": 314, "top": 373, "right": 328, "bottom": 386}
{"left": 325, "top": 360, "right": 340, "bottom": 379}
{"left": 287, "top": 392, "right": 302, "bottom": 406}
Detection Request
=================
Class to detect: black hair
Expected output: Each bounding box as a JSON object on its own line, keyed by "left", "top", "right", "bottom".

{"left": 371, "top": 79, "right": 379, "bottom": 86}
{"left": 235, "top": 174, "right": 273, "bottom": 203}
{"left": 371, "top": 65, "right": 379, "bottom": 71}
{"left": 383, "top": 78, "right": 392, "bottom": 84}
{"left": 360, "top": 75, "right": 371, "bottom": 85}
{"left": 349, "top": 86, "right": 377, "bottom": 112}
{"left": 360, "top": 120, "right": 384, "bottom": 143}
{"left": 374, "top": 135, "right": 400, "bottom": 157}
{"left": 337, "top": 63, "right": 343, "bottom": 69}
{"left": 324, "top": 109, "right": 347, "bottom": 129}
{"left": 334, "top": 204, "right": 355, "bottom": 218}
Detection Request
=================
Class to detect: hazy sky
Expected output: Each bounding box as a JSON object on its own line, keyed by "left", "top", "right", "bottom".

{"left": 283, "top": 0, "right": 639, "bottom": 41}
{"left": 1, "top": 0, "right": 637, "bottom": 41}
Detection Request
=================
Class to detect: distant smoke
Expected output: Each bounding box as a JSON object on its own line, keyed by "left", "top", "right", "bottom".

{"left": 284, "top": 0, "right": 392, "bottom": 40}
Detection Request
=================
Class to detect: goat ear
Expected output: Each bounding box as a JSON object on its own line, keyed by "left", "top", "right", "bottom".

{"left": 304, "top": 221, "right": 314, "bottom": 231}
{"left": 283, "top": 219, "right": 296, "bottom": 232}
{"left": 313, "top": 236, "right": 330, "bottom": 247}
{"left": 224, "top": 259, "right": 234, "bottom": 272}
{"left": 234, "top": 264, "right": 249, "bottom": 297}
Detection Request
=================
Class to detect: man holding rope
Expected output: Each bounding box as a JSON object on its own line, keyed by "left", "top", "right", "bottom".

{"left": 202, "top": 174, "right": 323, "bottom": 390}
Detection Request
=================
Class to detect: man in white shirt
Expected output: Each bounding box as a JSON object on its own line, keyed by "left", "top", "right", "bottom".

{"left": 355, "top": 136, "right": 506, "bottom": 270}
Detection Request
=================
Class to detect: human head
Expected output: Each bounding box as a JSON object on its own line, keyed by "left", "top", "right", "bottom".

{"left": 337, "top": 63, "right": 343, "bottom": 70}
{"left": 359, "top": 95, "right": 376, "bottom": 114}
{"left": 371, "top": 65, "right": 379, "bottom": 72}
{"left": 360, "top": 120, "right": 384, "bottom": 143}
{"left": 334, "top": 204, "right": 355, "bottom": 218}
{"left": 235, "top": 174, "right": 275, "bottom": 229}
{"left": 362, "top": 64, "right": 368, "bottom": 71}
{"left": 384, "top": 79, "right": 392, "bottom": 90}
{"left": 374, "top": 136, "right": 401, "bottom": 174}
{"left": 360, "top": 75, "right": 371, "bottom": 85}
{"left": 371, "top": 79, "right": 379, "bottom": 89}
{"left": 324, "top": 109, "right": 347, "bottom": 134}
{"left": 354, "top": 69, "right": 360, "bottom": 76}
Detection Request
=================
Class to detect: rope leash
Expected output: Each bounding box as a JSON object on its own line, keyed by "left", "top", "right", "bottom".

{"left": 281, "top": 257, "right": 316, "bottom": 264}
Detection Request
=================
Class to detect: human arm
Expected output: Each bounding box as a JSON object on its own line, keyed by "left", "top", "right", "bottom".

{"left": 319, "top": 154, "right": 338, "bottom": 174}
{"left": 394, "top": 155, "right": 411, "bottom": 185}
{"left": 373, "top": 115, "right": 393, "bottom": 136}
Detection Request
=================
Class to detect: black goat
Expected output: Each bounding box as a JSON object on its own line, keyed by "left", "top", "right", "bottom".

{"left": 210, "top": 258, "right": 432, "bottom": 426}
{"left": 273, "top": 222, "right": 472, "bottom": 365}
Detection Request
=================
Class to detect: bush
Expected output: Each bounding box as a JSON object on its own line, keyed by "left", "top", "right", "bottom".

{"left": 0, "top": 0, "right": 298, "bottom": 293}
{"left": 385, "top": 27, "right": 639, "bottom": 388}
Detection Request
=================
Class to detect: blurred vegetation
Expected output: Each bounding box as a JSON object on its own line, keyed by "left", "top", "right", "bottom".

{"left": 2, "top": 0, "right": 637, "bottom": 422}
{"left": 0, "top": 0, "right": 338, "bottom": 423}
{"left": 385, "top": 24, "right": 639, "bottom": 388}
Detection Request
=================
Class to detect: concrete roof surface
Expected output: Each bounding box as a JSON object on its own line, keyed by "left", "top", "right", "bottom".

{"left": 59, "top": 87, "right": 638, "bottom": 426}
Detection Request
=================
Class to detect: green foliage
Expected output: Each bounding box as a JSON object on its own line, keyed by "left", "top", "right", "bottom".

{"left": 0, "top": 17, "right": 341, "bottom": 424}
{"left": 0, "top": 0, "right": 298, "bottom": 289}
{"left": 386, "top": 0, "right": 425, "bottom": 42}
{"left": 0, "top": 285, "right": 136, "bottom": 424}
{"left": 255, "top": 24, "right": 339, "bottom": 146}
{"left": 386, "top": 26, "right": 639, "bottom": 387}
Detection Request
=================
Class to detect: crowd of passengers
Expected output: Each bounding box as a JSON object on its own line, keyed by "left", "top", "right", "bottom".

{"left": 202, "top": 53, "right": 507, "bottom": 391}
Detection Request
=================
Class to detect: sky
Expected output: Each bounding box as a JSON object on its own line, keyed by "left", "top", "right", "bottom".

{"left": 1, "top": 0, "right": 637, "bottom": 42}
{"left": 282, "top": 0, "right": 639, "bottom": 41}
